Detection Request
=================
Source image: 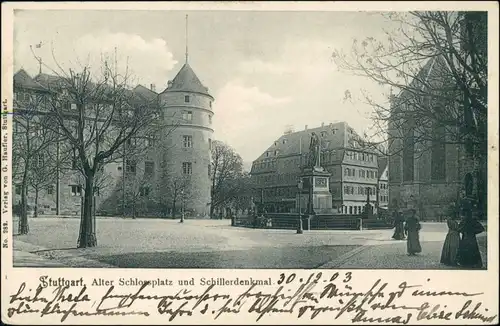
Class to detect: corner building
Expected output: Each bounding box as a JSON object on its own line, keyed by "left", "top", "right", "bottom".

{"left": 159, "top": 63, "right": 214, "bottom": 217}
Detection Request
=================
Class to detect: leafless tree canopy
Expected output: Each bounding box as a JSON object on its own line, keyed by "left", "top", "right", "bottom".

{"left": 332, "top": 11, "right": 487, "bottom": 160}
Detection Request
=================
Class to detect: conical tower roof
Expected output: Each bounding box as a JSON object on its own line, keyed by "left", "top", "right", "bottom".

{"left": 162, "top": 63, "right": 212, "bottom": 98}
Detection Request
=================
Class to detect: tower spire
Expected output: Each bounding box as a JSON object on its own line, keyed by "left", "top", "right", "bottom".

{"left": 185, "top": 14, "right": 189, "bottom": 63}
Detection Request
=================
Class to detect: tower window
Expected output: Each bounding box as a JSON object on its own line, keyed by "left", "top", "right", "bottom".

{"left": 145, "top": 161, "right": 154, "bottom": 175}
{"left": 182, "top": 162, "right": 192, "bottom": 175}
{"left": 183, "top": 135, "right": 193, "bottom": 148}
{"left": 184, "top": 95, "right": 190, "bottom": 103}
{"left": 182, "top": 110, "right": 193, "bottom": 122}
{"left": 208, "top": 138, "right": 212, "bottom": 150}
{"left": 209, "top": 114, "right": 212, "bottom": 124}
{"left": 126, "top": 160, "right": 137, "bottom": 173}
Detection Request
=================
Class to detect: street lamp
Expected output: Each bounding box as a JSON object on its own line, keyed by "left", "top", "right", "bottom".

{"left": 180, "top": 190, "right": 185, "bottom": 223}
{"left": 297, "top": 179, "right": 303, "bottom": 234}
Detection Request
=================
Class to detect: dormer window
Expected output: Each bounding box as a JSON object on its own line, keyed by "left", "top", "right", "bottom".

{"left": 274, "top": 150, "right": 279, "bottom": 156}
{"left": 321, "top": 131, "right": 326, "bottom": 137}
{"left": 184, "top": 95, "right": 190, "bottom": 103}
{"left": 282, "top": 139, "right": 287, "bottom": 145}
{"left": 274, "top": 141, "right": 278, "bottom": 146}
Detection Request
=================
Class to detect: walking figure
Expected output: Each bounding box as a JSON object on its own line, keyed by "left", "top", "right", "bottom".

{"left": 456, "top": 208, "right": 485, "bottom": 268}
{"left": 440, "top": 212, "right": 460, "bottom": 266}
{"left": 391, "top": 210, "right": 405, "bottom": 240}
{"left": 405, "top": 209, "right": 422, "bottom": 256}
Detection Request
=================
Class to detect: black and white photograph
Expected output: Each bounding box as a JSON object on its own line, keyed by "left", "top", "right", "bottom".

{"left": 8, "top": 7, "right": 492, "bottom": 270}
{"left": 1, "top": 2, "right": 498, "bottom": 325}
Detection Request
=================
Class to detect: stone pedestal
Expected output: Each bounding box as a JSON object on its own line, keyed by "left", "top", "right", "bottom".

{"left": 296, "top": 167, "right": 333, "bottom": 215}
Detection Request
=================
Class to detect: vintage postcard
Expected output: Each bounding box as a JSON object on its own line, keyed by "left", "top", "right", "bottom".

{"left": 1, "top": 1, "right": 498, "bottom": 324}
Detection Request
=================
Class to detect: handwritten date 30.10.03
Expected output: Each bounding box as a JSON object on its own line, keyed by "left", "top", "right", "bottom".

{"left": 6, "top": 272, "right": 498, "bottom": 324}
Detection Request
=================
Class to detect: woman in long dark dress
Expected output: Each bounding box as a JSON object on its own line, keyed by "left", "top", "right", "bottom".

{"left": 392, "top": 211, "right": 405, "bottom": 240}
{"left": 405, "top": 209, "right": 422, "bottom": 256}
{"left": 456, "top": 212, "right": 485, "bottom": 268}
{"left": 440, "top": 217, "right": 460, "bottom": 266}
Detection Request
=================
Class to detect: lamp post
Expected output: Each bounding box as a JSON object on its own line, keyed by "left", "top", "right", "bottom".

{"left": 180, "top": 190, "right": 185, "bottom": 223}
{"left": 297, "top": 179, "right": 303, "bottom": 234}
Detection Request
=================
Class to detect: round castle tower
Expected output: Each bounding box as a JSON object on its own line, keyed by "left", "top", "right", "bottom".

{"left": 159, "top": 63, "right": 214, "bottom": 217}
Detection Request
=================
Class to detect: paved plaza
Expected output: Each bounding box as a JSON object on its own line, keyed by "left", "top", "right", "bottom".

{"left": 12, "top": 217, "right": 487, "bottom": 269}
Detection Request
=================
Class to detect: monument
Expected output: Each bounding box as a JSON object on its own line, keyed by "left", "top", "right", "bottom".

{"left": 296, "top": 132, "right": 334, "bottom": 219}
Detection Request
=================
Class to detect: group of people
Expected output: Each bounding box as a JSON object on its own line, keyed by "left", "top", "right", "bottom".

{"left": 391, "top": 199, "right": 485, "bottom": 268}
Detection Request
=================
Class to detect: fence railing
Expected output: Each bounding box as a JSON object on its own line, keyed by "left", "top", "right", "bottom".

{"left": 234, "top": 213, "right": 393, "bottom": 231}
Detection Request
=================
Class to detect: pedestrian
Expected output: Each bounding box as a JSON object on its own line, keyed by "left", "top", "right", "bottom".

{"left": 456, "top": 209, "right": 485, "bottom": 268}
{"left": 392, "top": 210, "right": 405, "bottom": 240}
{"left": 440, "top": 213, "right": 460, "bottom": 266}
{"left": 405, "top": 209, "right": 422, "bottom": 256}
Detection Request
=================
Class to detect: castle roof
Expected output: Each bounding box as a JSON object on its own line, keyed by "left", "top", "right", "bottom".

{"left": 133, "top": 85, "right": 158, "bottom": 101}
{"left": 162, "top": 63, "right": 212, "bottom": 98}
{"left": 14, "top": 69, "right": 47, "bottom": 92}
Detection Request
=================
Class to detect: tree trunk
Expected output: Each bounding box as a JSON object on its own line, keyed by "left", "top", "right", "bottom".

{"left": 78, "top": 172, "right": 97, "bottom": 248}
{"left": 172, "top": 198, "right": 176, "bottom": 218}
{"left": 34, "top": 188, "right": 39, "bottom": 218}
{"left": 18, "top": 171, "right": 29, "bottom": 235}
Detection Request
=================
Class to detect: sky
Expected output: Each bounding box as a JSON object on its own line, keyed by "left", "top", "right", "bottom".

{"left": 13, "top": 10, "right": 398, "bottom": 169}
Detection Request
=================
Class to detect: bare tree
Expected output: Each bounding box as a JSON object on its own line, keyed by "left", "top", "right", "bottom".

{"left": 333, "top": 11, "right": 487, "bottom": 155}
{"left": 12, "top": 87, "right": 60, "bottom": 234}
{"left": 210, "top": 140, "right": 245, "bottom": 219}
{"left": 332, "top": 11, "right": 487, "bottom": 212}
{"left": 37, "top": 51, "right": 162, "bottom": 247}
{"left": 26, "top": 149, "right": 58, "bottom": 218}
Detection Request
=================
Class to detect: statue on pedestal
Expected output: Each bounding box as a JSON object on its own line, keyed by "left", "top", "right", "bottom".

{"left": 308, "top": 132, "right": 322, "bottom": 170}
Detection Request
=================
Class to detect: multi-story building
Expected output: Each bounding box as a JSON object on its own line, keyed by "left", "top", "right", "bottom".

{"left": 250, "top": 122, "right": 380, "bottom": 215}
{"left": 12, "top": 59, "right": 214, "bottom": 218}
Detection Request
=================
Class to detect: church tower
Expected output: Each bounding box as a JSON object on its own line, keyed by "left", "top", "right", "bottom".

{"left": 159, "top": 16, "right": 214, "bottom": 217}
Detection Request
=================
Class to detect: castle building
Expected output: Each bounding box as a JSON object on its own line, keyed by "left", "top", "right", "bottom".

{"left": 11, "top": 59, "right": 214, "bottom": 218}
{"left": 250, "top": 122, "right": 383, "bottom": 215}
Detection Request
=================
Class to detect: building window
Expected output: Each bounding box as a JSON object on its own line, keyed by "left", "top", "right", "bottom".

{"left": 403, "top": 128, "right": 415, "bottom": 182}
{"left": 145, "top": 136, "right": 156, "bottom": 147}
{"left": 126, "top": 160, "right": 136, "bottom": 173}
{"left": 321, "top": 131, "right": 327, "bottom": 137}
{"left": 182, "top": 110, "right": 193, "bottom": 122}
{"left": 274, "top": 150, "right": 279, "bottom": 156}
{"left": 144, "top": 161, "right": 154, "bottom": 175}
{"left": 182, "top": 162, "right": 192, "bottom": 175}
{"left": 94, "top": 186, "right": 100, "bottom": 196}
{"left": 71, "top": 185, "right": 82, "bottom": 196}
{"left": 184, "top": 95, "right": 190, "bottom": 103}
{"left": 47, "top": 185, "right": 54, "bottom": 195}
{"left": 344, "top": 168, "right": 349, "bottom": 176}
{"left": 72, "top": 149, "right": 78, "bottom": 170}
{"left": 139, "top": 186, "right": 151, "bottom": 197}
{"left": 431, "top": 125, "right": 446, "bottom": 181}
{"left": 282, "top": 139, "right": 287, "bottom": 144}
{"left": 183, "top": 135, "right": 193, "bottom": 148}
{"left": 70, "top": 103, "right": 77, "bottom": 110}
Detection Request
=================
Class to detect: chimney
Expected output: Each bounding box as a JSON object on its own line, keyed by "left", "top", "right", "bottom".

{"left": 305, "top": 125, "right": 308, "bottom": 130}
{"left": 150, "top": 84, "right": 156, "bottom": 92}
{"left": 167, "top": 80, "right": 173, "bottom": 88}
{"left": 321, "top": 122, "right": 325, "bottom": 127}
